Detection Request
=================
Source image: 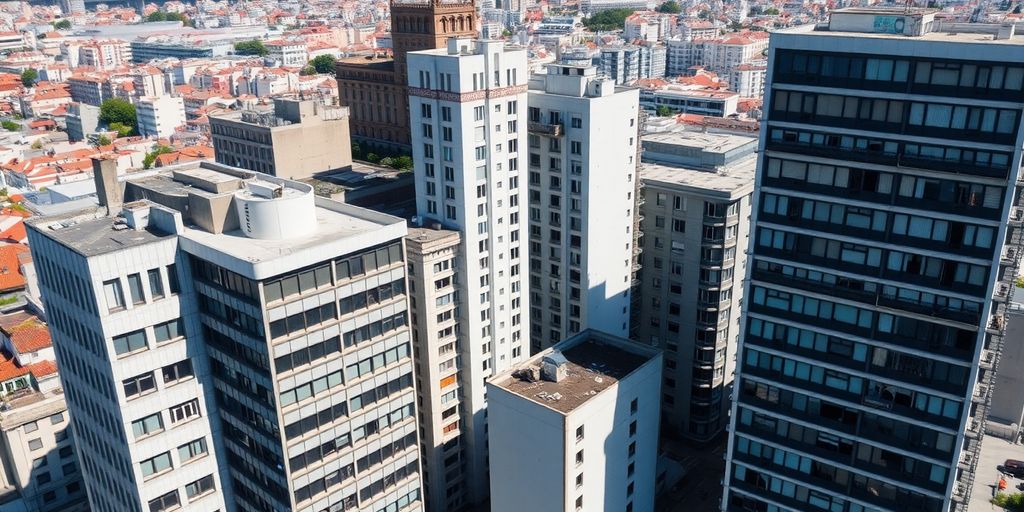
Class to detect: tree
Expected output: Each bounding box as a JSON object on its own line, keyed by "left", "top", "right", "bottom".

{"left": 30, "top": 139, "right": 43, "bottom": 150}
{"left": 300, "top": 65, "right": 317, "bottom": 76}
{"left": 365, "top": 152, "right": 380, "bottom": 164}
{"left": 147, "top": 11, "right": 167, "bottom": 22}
{"left": 108, "top": 122, "right": 133, "bottom": 137}
{"left": 729, "top": 21, "right": 744, "bottom": 30}
{"left": 763, "top": 7, "right": 780, "bottom": 15}
{"left": 99, "top": 98, "right": 137, "bottom": 135}
{"left": 143, "top": 145, "right": 174, "bottom": 169}
{"left": 656, "top": 105, "right": 673, "bottom": 117}
{"left": 234, "top": 39, "right": 268, "bottom": 57}
{"left": 310, "top": 54, "right": 336, "bottom": 74}
{"left": 0, "top": 120, "right": 18, "bottom": 131}
{"left": 502, "top": 29, "right": 512, "bottom": 37}
{"left": 697, "top": 9, "right": 712, "bottom": 19}
{"left": 96, "top": 134, "right": 112, "bottom": 146}
{"left": 20, "top": 69, "right": 37, "bottom": 88}
{"left": 392, "top": 155, "right": 414, "bottom": 171}
{"left": 351, "top": 142, "right": 363, "bottom": 159}
{"left": 657, "top": 1, "right": 681, "bottom": 13}
{"left": 582, "top": 8, "right": 636, "bottom": 31}
{"left": 53, "top": 19, "right": 72, "bottom": 30}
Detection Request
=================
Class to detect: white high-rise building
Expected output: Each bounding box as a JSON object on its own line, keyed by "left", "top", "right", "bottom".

{"left": 27, "top": 159, "right": 422, "bottom": 512}
{"left": 525, "top": 63, "right": 640, "bottom": 352}
{"left": 407, "top": 38, "right": 530, "bottom": 506}
{"left": 135, "top": 95, "right": 185, "bottom": 139}
{"left": 487, "top": 329, "right": 662, "bottom": 512}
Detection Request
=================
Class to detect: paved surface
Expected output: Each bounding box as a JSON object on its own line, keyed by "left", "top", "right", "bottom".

{"left": 657, "top": 435, "right": 727, "bottom": 512}
{"left": 970, "top": 433, "right": 1024, "bottom": 512}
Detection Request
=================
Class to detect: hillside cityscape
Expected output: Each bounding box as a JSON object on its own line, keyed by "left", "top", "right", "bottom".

{"left": 0, "top": 0, "right": 1017, "bottom": 512}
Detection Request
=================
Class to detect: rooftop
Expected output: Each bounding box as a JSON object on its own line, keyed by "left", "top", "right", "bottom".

{"left": 641, "top": 158, "right": 756, "bottom": 197}
{"left": 492, "top": 331, "right": 658, "bottom": 415}
{"left": 793, "top": 8, "right": 1024, "bottom": 45}
{"left": 27, "top": 161, "right": 406, "bottom": 280}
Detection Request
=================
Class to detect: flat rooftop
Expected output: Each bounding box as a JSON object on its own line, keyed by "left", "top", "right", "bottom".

{"left": 493, "top": 332, "right": 656, "bottom": 414}
{"left": 27, "top": 162, "right": 406, "bottom": 279}
{"left": 641, "top": 157, "right": 756, "bottom": 197}
{"left": 643, "top": 130, "right": 755, "bottom": 155}
{"left": 790, "top": 8, "right": 1024, "bottom": 46}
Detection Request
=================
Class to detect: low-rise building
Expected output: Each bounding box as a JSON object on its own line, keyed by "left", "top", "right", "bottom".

{"left": 487, "top": 330, "right": 662, "bottom": 512}
{"left": 210, "top": 97, "right": 352, "bottom": 179}
{"left": 135, "top": 96, "right": 186, "bottom": 139}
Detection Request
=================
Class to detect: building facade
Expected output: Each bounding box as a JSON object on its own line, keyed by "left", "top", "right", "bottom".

{"left": 27, "top": 159, "right": 423, "bottom": 512}
{"left": 403, "top": 226, "right": 469, "bottom": 511}
{"left": 65, "top": 102, "right": 100, "bottom": 142}
{"left": 724, "top": 9, "right": 1024, "bottom": 512}
{"left": 635, "top": 130, "right": 755, "bottom": 441}
{"left": 335, "top": 0, "right": 477, "bottom": 149}
{"left": 210, "top": 98, "right": 353, "bottom": 180}
{"left": 526, "top": 63, "right": 640, "bottom": 351}
{"left": 135, "top": 95, "right": 186, "bottom": 139}
{"left": 0, "top": 311, "right": 88, "bottom": 512}
{"left": 487, "top": 329, "right": 662, "bottom": 512}
{"left": 407, "top": 38, "right": 530, "bottom": 507}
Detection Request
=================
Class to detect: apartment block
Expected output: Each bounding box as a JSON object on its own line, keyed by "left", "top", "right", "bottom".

{"left": 487, "top": 329, "right": 661, "bottom": 512}
{"left": 27, "top": 158, "right": 422, "bottom": 512}
{"left": 407, "top": 38, "right": 530, "bottom": 506}
{"left": 135, "top": 95, "right": 186, "bottom": 139}
{"left": 635, "top": 130, "right": 755, "bottom": 441}
{"left": 724, "top": 9, "right": 1024, "bottom": 512}
{"left": 404, "top": 226, "right": 468, "bottom": 512}
{"left": 525, "top": 63, "right": 640, "bottom": 351}
{"left": 210, "top": 98, "right": 353, "bottom": 180}
{"left": 0, "top": 311, "right": 87, "bottom": 512}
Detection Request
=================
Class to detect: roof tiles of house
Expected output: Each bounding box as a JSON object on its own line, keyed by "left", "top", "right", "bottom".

{"left": 0, "top": 244, "right": 28, "bottom": 292}
{"left": 0, "top": 312, "right": 52, "bottom": 354}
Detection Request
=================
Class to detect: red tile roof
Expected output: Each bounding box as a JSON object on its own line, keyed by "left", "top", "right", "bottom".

{"left": 0, "top": 244, "right": 28, "bottom": 292}
{"left": 0, "top": 312, "right": 51, "bottom": 353}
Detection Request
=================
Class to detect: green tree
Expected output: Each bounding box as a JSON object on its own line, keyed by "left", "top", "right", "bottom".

{"left": 0, "top": 120, "right": 18, "bottom": 131}
{"left": 147, "top": 11, "right": 167, "bottom": 22}
{"left": 729, "top": 21, "right": 744, "bottom": 30}
{"left": 310, "top": 54, "right": 336, "bottom": 74}
{"left": 657, "top": 1, "right": 681, "bottom": 13}
{"left": 582, "top": 8, "right": 636, "bottom": 31}
{"left": 143, "top": 145, "right": 175, "bottom": 169}
{"left": 300, "top": 65, "right": 317, "bottom": 76}
{"left": 379, "top": 157, "right": 394, "bottom": 168}
{"left": 96, "top": 134, "right": 112, "bottom": 146}
{"left": 53, "top": 19, "right": 72, "bottom": 30}
{"left": 351, "top": 142, "right": 363, "bottom": 159}
{"left": 763, "top": 7, "right": 780, "bottom": 15}
{"left": 20, "top": 69, "right": 37, "bottom": 88}
{"left": 656, "top": 105, "right": 673, "bottom": 117}
{"left": 392, "top": 155, "right": 414, "bottom": 171}
{"left": 99, "top": 98, "right": 137, "bottom": 134}
{"left": 234, "top": 39, "right": 268, "bottom": 57}
{"left": 108, "top": 122, "right": 133, "bottom": 137}
{"left": 502, "top": 29, "right": 512, "bottom": 37}
{"left": 992, "top": 492, "right": 1024, "bottom": 512}
{"left": 697, "top": 9, "right": 712, "bottom": 19}
{"left": 365, "top": 152, "right": 380, "bottom": 164}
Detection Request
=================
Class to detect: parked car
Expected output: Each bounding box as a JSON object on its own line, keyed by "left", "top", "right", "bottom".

{"left": 1001, "top": 459, "right": 1024, "bottom": 477}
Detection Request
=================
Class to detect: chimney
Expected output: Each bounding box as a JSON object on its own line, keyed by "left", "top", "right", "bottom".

{"left": 91, "top": 155, "right": 122, "bottom": 215}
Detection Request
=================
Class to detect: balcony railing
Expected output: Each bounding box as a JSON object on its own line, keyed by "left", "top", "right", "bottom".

{"left": 528, "top": 122, "right": 562, "bottom": 137}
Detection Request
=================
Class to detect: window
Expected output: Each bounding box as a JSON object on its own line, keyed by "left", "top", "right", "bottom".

{"left": 178, "top": 437, "right": 208, "bottom": 464}
{"left": 148, "top": 269, "right": 165, "bottom": 299}
{"left": 123, "top": 372, "right": 156, "bottom": 399}
{"left": 28, "top": 438, "right": 42, "bottom": 450}
{"left": 113, "top": 329, "right": 147, "bottom": 355}
{"left": 167, "top": 264, "right": 180, "bottom": 294}
{"left": 162, "top": 360, "right": 194, "bottom": 384}
{"left": 104, "top": 279, "right": 125, "bottom": 311}
{"left": 185, "top": 475, "right": 216, "bottom": 500}
{"left": 24, "top": 421, "right": 37, "bottom": 433}
{"left": 575, "top": 450, "right": 584, "bottom": 466}
{"left": 153, "top": 319, "right": 183, "bottom": 343}
{"left": 127, "top": 273, "right": 145, "bottom": 304}
{"left": 631, "top": 398, "right": 638, "bottom": 414}
{"left": 169, "top": 399, "right": 200, "bottom": 424}
{"left": 576, "top": 425, "right": 584, "bottom": 441}
{"left": 48, "top": 413, "right": 62, "bottom": 425}
{"left": 140, "top": 452, "right": 172, "bottom": 478}
{"left": 132, "top": 413, "right": 163, "bottom": 438}
{"left": 148, "top": 490, "right": 180, "bottom": 512}
{"left": 474, "top": 106, "right": 485, "bottom": 121}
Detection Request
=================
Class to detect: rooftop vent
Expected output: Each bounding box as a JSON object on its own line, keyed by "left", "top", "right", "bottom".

{"left": 541, "top": 351, "right": 569, "bottom": 383}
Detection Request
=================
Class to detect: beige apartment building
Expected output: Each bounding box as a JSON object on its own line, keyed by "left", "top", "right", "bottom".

{"left": 635, "top": 129, "right": 755, "bottom": 442}
{"left": 209, "top": 97, "right": 353, "bottom": 180}
{"left": 404, "top": 225, "right": 470, "bottom": 512}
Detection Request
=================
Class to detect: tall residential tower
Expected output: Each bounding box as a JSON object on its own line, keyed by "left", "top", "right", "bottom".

{"left": 27, "top": 160, "right": 422, "bottom": 512}
{"left": 724, "top": 9, "right": 1024, "bottom": 512}
{"left": 406, "top": 38, "right": 530, "bottom": 508}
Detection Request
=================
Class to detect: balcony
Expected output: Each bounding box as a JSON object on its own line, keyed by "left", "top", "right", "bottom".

{"left": 979, "top": 349, "right": 997, "bottom": 370}
{"left": 1011, "top": 206, "right": 1024, "bottom": 226}
{"left": 528, "top": 122, "right": 562, "bottom": 137}
{"left": 972, "top": 383, "right": 989, "bottom": 404}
